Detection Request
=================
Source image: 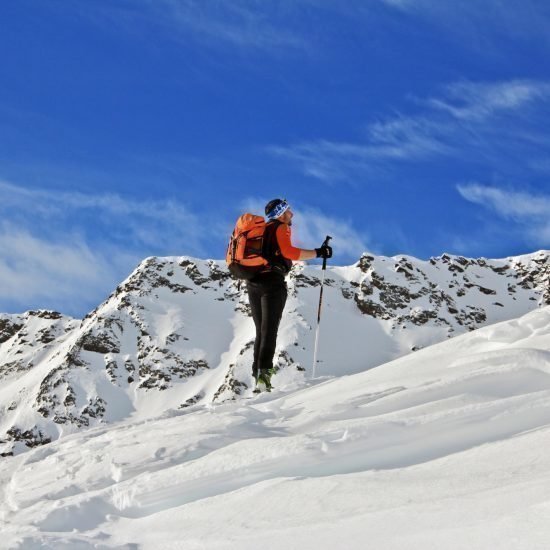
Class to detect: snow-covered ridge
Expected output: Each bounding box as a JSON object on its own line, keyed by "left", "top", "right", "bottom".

{"left": 0, "top": 250, "right": 548, "bottom": 457}
{"left": 1, "top": 304, "right": 550, "bottom": 548}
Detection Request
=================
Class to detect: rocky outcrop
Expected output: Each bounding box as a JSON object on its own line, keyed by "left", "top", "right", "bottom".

{"left": 2, "top": 426, "right": 51, "bottom": 456}
{"left": 341, "top": 251, "right": 549, "bottom": 333}
{"left": 0, "top": 316, "right": 24, "bottom": 344}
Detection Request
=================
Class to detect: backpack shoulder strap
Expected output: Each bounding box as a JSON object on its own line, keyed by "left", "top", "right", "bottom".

{"left": 262, "top": 220, "right": 282, "bottom": 261}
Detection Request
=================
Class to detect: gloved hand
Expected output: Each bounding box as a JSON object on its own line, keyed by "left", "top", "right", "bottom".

{"left": 315, "top": 244, "right": 333, "bottom": 259}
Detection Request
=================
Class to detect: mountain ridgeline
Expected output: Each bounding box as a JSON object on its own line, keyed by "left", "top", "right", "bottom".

{"left": 1, "top": 250, "right": 548, "bottom": 457}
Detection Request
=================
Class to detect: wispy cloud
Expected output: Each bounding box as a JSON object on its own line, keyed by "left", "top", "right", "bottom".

{"left": 159, "top": 0, "right": 306, "bottom": 51}
{"left": 457, "top": 183, "right": 550, "bottom": 218}
{"left": 427, "top": 80, "right": 550, "bottom": 121}
{"left": 0, "top": 223, "right": 132, "bottom": 316}
{"left": 60, "top": 0, "right": 550, "bottom": 55}
{"left": 60, "top": 0, "right": 307, "bottom": 54}
{"left": 0, "top": 180, "right": 210, "bottom": 316}
{"left": 457, "top": 183, "right": 550, "bottom": 247}
{"left": 378, "top": 0, "right": 410, "bottom": 7}
{"left": 0, "top": 180, "right": 203, "bottom": 251}
{"left": 270, "top": 79, "right": 550, "bottom": 183}
{"left": 269, "top": 142, "right": 372, "bottom": 184}
{"left": 292, "top": 208, "right": 373, "bottom": 259}
{"left": 377, "top": 0, "right": 550, "bottom": 48}
{"left": 269, "top": 116, "right": 452, "bottom": 183}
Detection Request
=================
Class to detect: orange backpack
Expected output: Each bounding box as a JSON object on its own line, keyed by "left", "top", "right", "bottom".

{"left": 226, "top": 213, "right": 269, "bottom": 279}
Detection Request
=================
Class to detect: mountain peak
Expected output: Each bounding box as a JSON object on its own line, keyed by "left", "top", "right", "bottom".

{"left": 1, "top": 250, "right": 548, "bottom": 456}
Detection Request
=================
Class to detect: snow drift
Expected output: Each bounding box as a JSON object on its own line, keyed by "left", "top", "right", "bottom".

{"left": 1, "top": 303, "right": 549, "bottom": 548}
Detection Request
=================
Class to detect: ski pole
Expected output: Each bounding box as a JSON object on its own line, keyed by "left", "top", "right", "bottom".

{"left": 312, "top": 235, "right": 332, "bottom": 379}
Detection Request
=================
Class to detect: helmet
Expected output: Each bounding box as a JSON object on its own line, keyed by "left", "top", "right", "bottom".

{"left": 265, "top": 198, "right": 290, "bottom": 220}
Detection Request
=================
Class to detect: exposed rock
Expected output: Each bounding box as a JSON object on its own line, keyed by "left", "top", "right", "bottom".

{"left": 208, "top": 261, "right": 231, "bottom": 284}
{"left": 6, "top": 426, "right": 51, "bottom": 450}
{"left": 179, "top": 259, "right": 210, "bottom": 286}
{"left": 213, "top": 364, "right": 248, "bottom": 402}
{"left": 358, "top": 254, "right": 375, "bottom": 272}
{"left": 292, "top": 273, "right": 321, "bottom": 288}
{"left": 354, "top": 295, "right": 387, "bottom": 318}
{"left": 0, "top": 318, "right": 23, "bottom": 344}
{"left": 79, "top": 331, "right": 120, "bottom": 355}
{"left": 29, "top": 310, "right": 63, "bottom": 320}
{"left": 341, "top": 287, "right": 354, "bottom": 300}
{"left": 0, "top": 360, "right": 34, "bottom": 378}
{"left": 82, "top": 397, "right": 107, "bottom": 420}
{"left": 179, "top": 392, "right": 205, "bottom": 409}
{"left": 409, "top": 308, "right": 438, "bottom": 326}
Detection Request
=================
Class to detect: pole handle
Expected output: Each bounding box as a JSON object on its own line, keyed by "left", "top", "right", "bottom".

{"left": 321, "top": 235, "right": 332, "bottom": 270}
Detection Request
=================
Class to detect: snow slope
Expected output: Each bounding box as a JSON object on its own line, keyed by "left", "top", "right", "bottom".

{"left": 1, "top": 305, "right": 549, "bottom": 549}
{"left": 1, "top": 251, "right": 548, "bottom": 457}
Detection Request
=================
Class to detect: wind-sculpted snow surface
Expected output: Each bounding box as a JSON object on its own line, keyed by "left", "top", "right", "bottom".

{"left": 1, "top": 306, "right": 549, "bottom": 549}
{"left": 0, "top": 250, "right": 548, "bottom": 456}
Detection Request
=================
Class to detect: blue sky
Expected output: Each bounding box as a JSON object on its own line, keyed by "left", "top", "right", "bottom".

{"left": 1, "top": 0, "right": 549, "bottom": 317}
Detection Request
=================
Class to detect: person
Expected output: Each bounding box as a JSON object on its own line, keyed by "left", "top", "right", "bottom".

{"left": 248, "top": 198, "right": 332, "bottom": 392}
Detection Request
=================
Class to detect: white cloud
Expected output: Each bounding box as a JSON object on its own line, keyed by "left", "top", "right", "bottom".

{"left": 269, "top": 120, "right": 451, "bottom": 184}
{"left": 0, "top": 180, "right": 204, "bottom": 253}
{"left": 63, "top": 0, "right": 306, "bottom": 53}
{"left": 269, "top": 142, "right": 368, "bottom": 183}
{"left": 0, "top": 223, "right": 136, "bottom": 316}
{"left": 292, "top": 208, "right": 371, "bottom": 259}
{"left": 428, "top": 80, "right": 550, "bottom": 121}
{"left": 457, "top": 183, "right": 550, "bottom": 248}
{"left": 366, "top": 115, "right": 452, "bottom": 156}
{"left": 376, "top": 0, "right": 550, "bottom": 48}
{"left": 161, "top": 0, "right": 306, "bottom": 51}
{"left": 377, "top": 0, "right": 412, "bottom": 8}
{"left": 0, "top": 180, "right": 210, "bottom": 316}
{"left": 457, "top": 183, "right": 550, "bottom": 218}
{"left": 270, "top": 79, "right": 550, "bottom": 183}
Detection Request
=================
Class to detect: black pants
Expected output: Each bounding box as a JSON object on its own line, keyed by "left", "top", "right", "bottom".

{"left": 247, "top": 275, "right": 288, "bottom": 376}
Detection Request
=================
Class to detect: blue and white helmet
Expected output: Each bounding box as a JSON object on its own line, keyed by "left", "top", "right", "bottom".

{"left": 265, "top": 198, "right": 290, "bottom": 220}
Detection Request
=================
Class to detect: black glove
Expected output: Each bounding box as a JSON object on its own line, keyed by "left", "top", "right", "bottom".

{"left": 315, "top": 245, "right": 333, "bottom": 259}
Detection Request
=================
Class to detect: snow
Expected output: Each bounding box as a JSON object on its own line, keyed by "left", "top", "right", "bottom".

{"left": 1, "top": 251, "right": 548, "bottom": 458}
{"left": 2, "top": 306, "right": 550, "bottom": 549}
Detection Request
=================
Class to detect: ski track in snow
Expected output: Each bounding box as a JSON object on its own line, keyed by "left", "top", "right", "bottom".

{"left": 2, "top": 307, "right": 550, "bottom": 549}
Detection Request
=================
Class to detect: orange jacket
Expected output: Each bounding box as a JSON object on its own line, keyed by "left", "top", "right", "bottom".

{"left": 275, "top": 223, "right": 302, "bottom": 261}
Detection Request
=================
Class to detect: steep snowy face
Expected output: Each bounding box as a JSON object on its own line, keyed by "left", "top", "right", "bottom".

{"left": 0, "top": 311, "right": 78, "bottom": 455}
{"left": 0, "top": 310, "right": 77, "bottom": 384}
{"left": 0, "top": 250, "right": 548, "bottom": 457}
{"left": 0, "top": 258, "right": 247, "bottom": 457}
